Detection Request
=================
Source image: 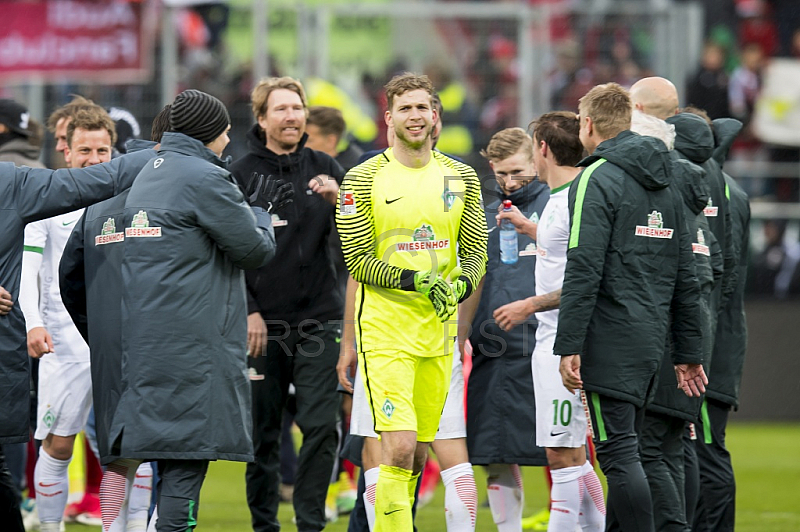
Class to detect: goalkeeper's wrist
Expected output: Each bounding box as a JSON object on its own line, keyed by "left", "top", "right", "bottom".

{"left": 455, "top": 276, "right": 473, "bottom": 302}
{"left": 400, "top": 269, "right": 417, "bottom": 291}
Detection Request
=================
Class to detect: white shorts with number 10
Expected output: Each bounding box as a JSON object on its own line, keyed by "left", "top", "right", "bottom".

{"left": 532, "top": 333, "right": 587, "bottom": 448}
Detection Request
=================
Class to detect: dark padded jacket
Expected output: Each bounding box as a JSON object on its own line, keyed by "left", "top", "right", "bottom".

{"left": 109, "top": 133, "right": 276, "bottom": 461}
{"left": 0, "top": 152, "right": 153, "bottom": 443}
{"left": 708, "top": 119, "right": 750, "bottom": 408}
{"left": 467, "top": 180, "right": 549, "bottom": 466}
{"left": 668, "top": 113, "right": 737, "bottom": 356}
{"left": 229, "top": 125, "right": 345, "bottom": 326}
{"left": 554, "top": 130, "right": 703, "bottom": 407}
{"left": 648, "top": 158, "right": 723, "bottom": 421}
{"left": 59, "top": 140, "right": 156, "bottom": 463}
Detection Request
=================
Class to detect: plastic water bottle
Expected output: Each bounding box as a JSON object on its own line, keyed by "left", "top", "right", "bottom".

{"left": 499, "top": 199, "right": 518, "bottom": 264}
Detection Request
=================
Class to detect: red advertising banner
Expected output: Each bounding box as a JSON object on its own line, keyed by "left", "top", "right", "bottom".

{"left": 0, "top": 0, "right": 155, "bottom": 83}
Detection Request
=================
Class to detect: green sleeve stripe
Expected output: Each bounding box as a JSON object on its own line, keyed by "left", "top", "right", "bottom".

{"left": 589, "top": 391, "right": 608, "bottom": 442}
{"left": 187, "top": 499, "right": 197, "bottom": 529}
{"left": 701, "top": 399, "right": 713, "bottom": 444}
{"left": 568, "top": 159, "right": 606, "bottom": 250}
{"left": 725, "top": 183, "right": 730, "bottom": 200}
{"left": 23, "top": 245, "right": 44, "bottom": 254}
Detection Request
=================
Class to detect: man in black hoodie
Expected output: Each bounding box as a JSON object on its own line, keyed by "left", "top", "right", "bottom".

{"left": 229, "top": 76, "right": 345, "bottom": 532}
{"left": 556, "top": 83, "right": 707, "bottom": 532}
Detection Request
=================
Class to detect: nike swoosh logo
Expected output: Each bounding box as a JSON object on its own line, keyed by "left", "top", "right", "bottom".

{"left": 38, "top": 482, "right": 59, "bottom": 487}
{"left": 62, "top": 220, "right": 78, "bottom": 226}
{"left": 384, "top": 509, "right": 404, "bottom": 515}
{"left": 385, "top": 197, "right": 403, "bottom": 204}
{"left": 550, "top": 430, "right": 567, "bottom": 437}
{"left": 487, "top": 226, "right": 496, "bottom": 233}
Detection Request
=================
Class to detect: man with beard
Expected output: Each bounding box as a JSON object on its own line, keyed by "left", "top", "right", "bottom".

{"left": 336, "top": 72, "right": 487, "bottom": 532}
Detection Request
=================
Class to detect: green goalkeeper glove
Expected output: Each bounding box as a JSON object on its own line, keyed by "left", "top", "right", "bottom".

{"left": 448, "top": 265, "right": 473, "bottom": 303}
{"left": 414, "top": 261, "right": 457, "bottom": 322}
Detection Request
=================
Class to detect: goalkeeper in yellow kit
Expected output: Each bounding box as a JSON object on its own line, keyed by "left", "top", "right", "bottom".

{"left": 336, "top": 73, "right": 487, "bottom": 531}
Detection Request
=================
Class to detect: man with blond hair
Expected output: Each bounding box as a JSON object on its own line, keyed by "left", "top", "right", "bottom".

{"left": 230, "top": 76, "right": 345, "bottom": 532}
{"left": 555, "top": 83, "right": 707, "bottom": 531}
{"left": 336, "top": 72, "right": 487, "bottom": 532}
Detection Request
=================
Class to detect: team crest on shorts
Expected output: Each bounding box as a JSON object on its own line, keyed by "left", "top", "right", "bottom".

{"left": 125, "top": 210, "right": 162, "bottom": 238}
{"left": 95, "top": 217, "right": 125, "bottom": 246}
{"left": 43, "top": 409, "right": 55, "bottom": 428}
{"left": 692, "top": 228, "right": 710, "bottom": 256}
{"left": 382, "top": 399, "right": 396, "bottom": 419}
{"left": 396, "top": 224, "right": 450, "bottom": 252}
{"left": 635, "top": 210, "right": 674, "bottom": 239}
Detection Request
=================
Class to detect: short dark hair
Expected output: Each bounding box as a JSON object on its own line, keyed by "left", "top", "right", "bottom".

{"left": 151, "top": 104, "right": 172, "bottom": 142}
{"left": 681, "top": 106, "right": 713, "bottom": 125}
{"left": 528, "top": 111, "right": 584, "bottom": 167}
{"left": 384, "top": 72, "right": 434, "bottom": 110}
{"left": 307, "top": 106, "right": 346, "bottom": 141}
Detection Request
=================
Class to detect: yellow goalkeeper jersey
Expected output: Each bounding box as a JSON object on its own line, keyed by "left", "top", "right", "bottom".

{"left": 336, "top": 148, "right": 487, "bottom": 357}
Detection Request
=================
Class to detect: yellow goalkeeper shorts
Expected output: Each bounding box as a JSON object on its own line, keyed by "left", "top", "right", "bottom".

{"left": 358, "top": 349, "right": 451, "bottom": 442}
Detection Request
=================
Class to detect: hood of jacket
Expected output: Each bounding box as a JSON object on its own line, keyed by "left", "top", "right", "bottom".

{"left": 0, "top": 137, "right": 41, "bottom": 162}
{"left": 158, "top": 132, "right": 229, "bottom": 169}
{"left": 671, "top": 157, "right": 709, "bottom": 215}
{"left": 579, "top": 130, "right": 671, "bottom": 191}
{"left": 125, "top": 139, "right": 157, "bottom": 154}
{"left": 711, "top": 118, "right": 743, "bottom": 167}
{"left": 244, "top": 123, "right": 310, "bottom": 174}
{"left": 666, "top": 113, "right": 714, "bottom": 165}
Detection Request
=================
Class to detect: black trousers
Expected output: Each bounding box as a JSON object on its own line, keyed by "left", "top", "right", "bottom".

{"left": 246, "top": 321, "right": 341, "bottom": 532}
{"left": 153, "top": 459, "right": 208, "bottom": 532}
{"left": 640, "top": 412, "right": 690, "bottom": 532}
{"left": 585, "top": 391, "right": 654, "bottom": 532}
{"left": 0, "top": 447, "right": 24, "bottom": 532}
{"left": 693, "top": 398, "right": 735, "bottom": 532}
{"left": 683, "top": 425, "right": 700, "bottom": 526}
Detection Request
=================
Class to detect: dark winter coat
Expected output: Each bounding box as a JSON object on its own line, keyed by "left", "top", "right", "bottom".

{"left": 668, "top": 113, "right": 737, "bottom": 368}
{"left": 647, "top": 158, "right": 723, "bottom": 421}
{"left": 59, "top": 140, "right": 157, "bottom": 463}
{"left": 229, "top": 126, "right": 345, "bottom": 326}
{"left": 108, "top": 132, "right": 276, "bottom": 461}
{"left": 0, "top": 152, "right": 152, "bottom": 443}
{"left": 467, "top": 180, "right": 549, "bottom": 466}
{"left": 708, "top": 119, "right": 750, "bottom": 408}
{"left": 554, "top": 131, "right": 703, "bottom": 407}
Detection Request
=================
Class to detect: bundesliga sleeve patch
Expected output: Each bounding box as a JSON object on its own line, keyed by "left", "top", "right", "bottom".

{"left": 340, "top": 192, "right": 357, "bottom": 216}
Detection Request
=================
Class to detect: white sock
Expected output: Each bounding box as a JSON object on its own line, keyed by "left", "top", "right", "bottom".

{"left": 34, "top": 448, "right": 71, "bottom": 524}
{"left": 578, "top": 461, "right": 605, "bottom": 530}
{"left": 441, "top": 462, "right": 477, "bottom": 532}
{"left": 486, "top": 464, "right": 523, "bottom": 532}
{"left": 548, "top": 465, "right": 582, "bottom": 531}
{"left": 101, "top": 461, "right": 131, "bottom": 531}
{"left": 127, "top": 462, "right": 152, "bottom": 531}
{"left": 146, "top": 506, "right": 158, "bottom": 532}
{"left": 363, "top": 467, "right": 379, "bottom": 531}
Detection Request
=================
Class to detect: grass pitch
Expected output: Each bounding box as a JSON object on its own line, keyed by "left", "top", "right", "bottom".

{"left": 66, "top": 422, "right": 800, "bottom": 531}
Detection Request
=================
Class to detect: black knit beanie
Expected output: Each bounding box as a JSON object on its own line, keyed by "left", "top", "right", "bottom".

{"left": 170, "top": 89, "right": 230, "bottom": 145}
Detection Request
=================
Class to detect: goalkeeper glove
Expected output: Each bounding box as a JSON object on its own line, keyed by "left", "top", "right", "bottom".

{"left": 414, "top": 261, "right": 457, "bottom": 322}
{"left": 448, "top": 265, "right": 473, "bottom": 303}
